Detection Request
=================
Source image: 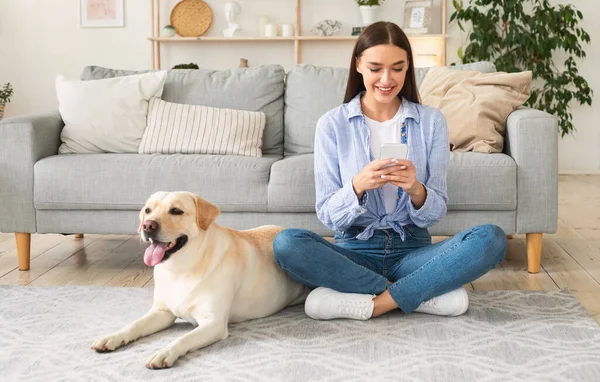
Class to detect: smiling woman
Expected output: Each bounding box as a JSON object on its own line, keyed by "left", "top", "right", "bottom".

{"left": 273, "top": 21, "right": 509, "bottom": 323}
{"left": 344, "top": 24, "right": 419, "bottom": 118}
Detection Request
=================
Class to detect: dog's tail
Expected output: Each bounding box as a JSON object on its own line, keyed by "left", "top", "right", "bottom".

{"left": 241, "top": 225, "right": 285, "bottom": 242}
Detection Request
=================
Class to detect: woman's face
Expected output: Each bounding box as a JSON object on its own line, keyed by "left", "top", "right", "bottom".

{"left": 356, "top": 44, "right": 409, "bottom": 104}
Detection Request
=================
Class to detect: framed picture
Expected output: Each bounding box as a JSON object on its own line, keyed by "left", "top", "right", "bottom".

{"left": 80, "top": 0, "right": 124, "bottom": 28}
{"left": 403, "top": 0, "right": 432, "bottom": 34}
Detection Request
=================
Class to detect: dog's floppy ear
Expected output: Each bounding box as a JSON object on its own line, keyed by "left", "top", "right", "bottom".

{"left": 138, "top": 207, "right": 145, "bottom": 233}
{"left": 193, "top": 194, "right": 220, "bottom": 231}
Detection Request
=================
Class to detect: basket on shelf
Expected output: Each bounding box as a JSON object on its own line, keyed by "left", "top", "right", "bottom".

{"left": 170, "top": 0, "right": 213, "bottom": 37}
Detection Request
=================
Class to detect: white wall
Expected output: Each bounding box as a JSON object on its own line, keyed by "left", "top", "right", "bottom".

{"left": 1, "top": 0, "right": 598, "bottom": 173}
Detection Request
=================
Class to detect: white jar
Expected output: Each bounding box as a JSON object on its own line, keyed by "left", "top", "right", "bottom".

{"left": 264, "top": 23, "right": 278, "bottom": 37}
{"left": 258, "top": 15, "right": 270, "bottom": 37}
{"left": 280, "top": 23, "right": 295, "bottom": 37}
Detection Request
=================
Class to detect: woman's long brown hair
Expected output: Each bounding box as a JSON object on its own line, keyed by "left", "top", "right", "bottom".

{"left": 343, "top": 22, "right": 420, "bottom": 104}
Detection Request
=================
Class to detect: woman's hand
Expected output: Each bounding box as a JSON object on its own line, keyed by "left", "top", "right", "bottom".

{"left": 383, "top": 159, "right": 423, "bottom": 195}
{"left": 385, "top": 159, "right": 427, "bottom": 209}
{"left": 352, "top": 159, "right": 402, "bottom": 198}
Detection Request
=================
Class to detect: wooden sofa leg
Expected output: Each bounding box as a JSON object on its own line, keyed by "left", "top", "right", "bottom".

{"left": 15, "top": 233, "right": 31, "bottom": 271}
{"left": 74, "top": 234, "right": 84, "bottom": 239}
{"left": 526, "top": 233, "right": 543, "bottom": 274}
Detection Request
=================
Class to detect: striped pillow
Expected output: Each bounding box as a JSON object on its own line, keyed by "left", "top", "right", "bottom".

{"left": 139, "top": 97, "right": 266, "bottom": 157}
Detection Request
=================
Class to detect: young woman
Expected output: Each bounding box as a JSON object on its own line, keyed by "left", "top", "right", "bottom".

{"left": 273, "top": 22, "right": 507, "bottom": 321}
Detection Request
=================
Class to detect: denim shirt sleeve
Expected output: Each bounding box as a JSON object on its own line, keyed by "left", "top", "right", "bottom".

{"left": 314, "top": 115, "right": 367, "bottom": 231}
{"left": 407, "top": 111, "right": 449, "bottom": 227}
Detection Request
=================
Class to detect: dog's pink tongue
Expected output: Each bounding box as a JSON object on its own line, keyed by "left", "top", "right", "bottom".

{"left": 144, "top": 241, "right": 168, "bottom": 266}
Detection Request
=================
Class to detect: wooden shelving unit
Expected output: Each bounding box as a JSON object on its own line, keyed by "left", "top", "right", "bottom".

{"left": 149, "top": 0, "right": 447, "bottom": 70}
{"left": 148, "top": 34, "right": 447, "bottom": 42}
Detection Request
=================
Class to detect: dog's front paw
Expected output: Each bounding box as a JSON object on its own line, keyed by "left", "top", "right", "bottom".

{"left": 91, "top": 333, "right": 129, "bottom": 353}
{"left": 146, "top": 347, "right": 179, "bottom": 369}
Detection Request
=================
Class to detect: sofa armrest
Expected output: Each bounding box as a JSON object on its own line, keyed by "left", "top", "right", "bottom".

{"left": 0, "top": 112, "right": 64, "bottom": 232}
{"left": 504, "top": 107, "right": 558, "bottom": 234}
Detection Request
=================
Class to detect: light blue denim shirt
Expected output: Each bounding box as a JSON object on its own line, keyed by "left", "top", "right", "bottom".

{"left": 314, "top": 93, "right": 449, "bottom": 241}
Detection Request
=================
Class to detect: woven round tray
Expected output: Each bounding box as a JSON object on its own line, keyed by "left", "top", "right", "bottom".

{"left": 170, "top": 0, "right": 213, "bottom": 37}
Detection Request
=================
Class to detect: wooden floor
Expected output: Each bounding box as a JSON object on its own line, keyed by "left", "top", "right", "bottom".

{"left": 1, "top": 175, "right": 599, "bottom": 324}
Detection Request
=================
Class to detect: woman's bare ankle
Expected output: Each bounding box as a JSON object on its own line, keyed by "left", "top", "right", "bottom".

{"left": 371, "top": 289, "right": 399, "bottom": 318}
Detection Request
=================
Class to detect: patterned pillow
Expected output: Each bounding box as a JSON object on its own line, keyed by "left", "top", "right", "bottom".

{"left": 139, "top": 97, "right": 266, "bottom": 157}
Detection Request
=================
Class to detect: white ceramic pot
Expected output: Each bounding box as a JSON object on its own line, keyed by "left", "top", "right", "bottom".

{"left": 281, "top": 24, "right": 295, "bottom": 37}
{"left": 359, "top": 5, "right": 380, "bottom": 26}
{"left": 161, "top": 25, "right": 177, "bottom": 38}
{"left": 264, "top": 23, "right": 278, "bottom": 37}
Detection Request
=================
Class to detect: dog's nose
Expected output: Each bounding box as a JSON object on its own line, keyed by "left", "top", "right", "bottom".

{"left": 143, "top": 220, "right": 158, "bottom": 233}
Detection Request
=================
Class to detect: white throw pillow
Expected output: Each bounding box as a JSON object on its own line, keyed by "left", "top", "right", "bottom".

{"left": 56, "top": 71, "right": 167, "bottom": 154}
{"left": 139, "top": 97, "right": 266, "bottom": 157}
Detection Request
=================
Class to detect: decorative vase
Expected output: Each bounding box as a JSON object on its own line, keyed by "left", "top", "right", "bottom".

{"left": 359, "top": 5, "right": 380, "bottom": 26}
{"left": 258, "top": 15, "right": 270, "bottom": 36}
{"left": 239, "top": 58, "right": 249, "bottom": 68}
{"left": 161, "top": 25, "right": 177, "bottom": 38}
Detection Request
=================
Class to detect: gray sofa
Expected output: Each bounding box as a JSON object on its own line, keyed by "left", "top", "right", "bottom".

{"left": 0, "top": 61, "right": 558, "bottom": 273}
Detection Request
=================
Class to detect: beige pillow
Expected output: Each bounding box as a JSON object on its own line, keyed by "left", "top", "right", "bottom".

{"left": 57, "top": 71, "right": 167, "bottom": 154}
{"left": 139, "top": 98, "right": 266, "bottom": 157}
{"left": 420, "top": 66, "right": 532, "bottom": 153}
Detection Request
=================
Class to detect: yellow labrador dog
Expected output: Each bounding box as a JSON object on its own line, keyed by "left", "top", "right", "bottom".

{"left": 91, "top": 191, "right": 309, "bottom": 369}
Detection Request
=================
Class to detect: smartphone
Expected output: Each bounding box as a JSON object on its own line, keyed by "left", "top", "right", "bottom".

{"left": 380, "top": 143, "right": 408, "bottom": 161}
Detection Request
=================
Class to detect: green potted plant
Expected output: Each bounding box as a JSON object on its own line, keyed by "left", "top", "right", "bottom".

{"left": 0, "top": 83, "right": 14, "bottom": 120}
{"left": 172, "top": 62, "right": 199, "bottom": 69}
{"left": 450, "top": 0, "right": 592, "bottom": 137}
{"left": 355, "top": 0, "right": 385, "bottom": 26}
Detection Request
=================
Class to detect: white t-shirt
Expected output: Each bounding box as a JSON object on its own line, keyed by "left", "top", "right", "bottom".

{"left": 365, "top": 106, "right": 403, "bottom": 215}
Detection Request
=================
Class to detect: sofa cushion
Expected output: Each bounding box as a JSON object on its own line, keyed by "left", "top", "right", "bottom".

{"left": 267, "top": 152, "right": 516, "bottom": 213}
{"left": 283, "top": 62, "right": 498, "bottom": 157}
{"left": 284, "top": 65, "right": 348, "bottom": 156}
{"left": 34, "top": 154, "right": 280, "bottom": 211}
{"left": 268, "top": 154, "right": 315, "bottom": 212}
{"left": 447, "top": 152, "right": 516, "bottom": 210}
{"left": 81, "top": 65, "right": 284, "bottom": 156}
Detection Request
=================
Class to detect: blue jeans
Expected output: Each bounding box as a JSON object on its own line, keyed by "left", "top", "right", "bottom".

{"left": 273, "top": 224, "right": 507, "bottom": 313}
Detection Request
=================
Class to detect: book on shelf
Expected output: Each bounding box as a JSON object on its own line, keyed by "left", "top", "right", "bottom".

{"left": 352, "top": 26, "right": 366, "bottom": 36}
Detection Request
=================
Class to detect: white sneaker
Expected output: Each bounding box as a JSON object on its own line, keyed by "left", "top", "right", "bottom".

{"left": 413, "top": 288, "right": 469, "bottom": 316}
{"left": 304, "top": 287, "right": 375, "bottom": 321}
